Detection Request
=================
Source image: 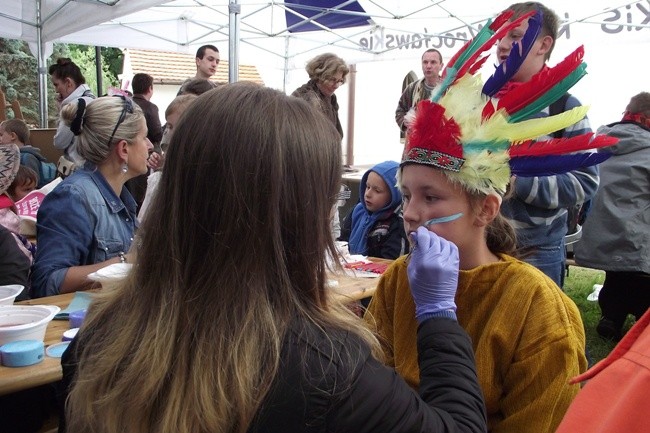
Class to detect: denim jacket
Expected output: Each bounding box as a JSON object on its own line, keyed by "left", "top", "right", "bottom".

{"left": 31, "top": 163, "right": 137, "bottom": 297}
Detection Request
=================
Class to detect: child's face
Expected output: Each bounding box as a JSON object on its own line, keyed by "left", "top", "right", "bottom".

{"left": 0, "top": 127, "right": 15, "bottom": 145}
{"left": 161, "top": 111, "right": 181, "bottom": 147}
{"left": 364, "top": 171, "right": 391, "bottom": 212}
{"left": 400, "top": 164, "right": 475, "bottom": 251}
{"left": 11, "top": 180, "right": 37, "bottom": 201}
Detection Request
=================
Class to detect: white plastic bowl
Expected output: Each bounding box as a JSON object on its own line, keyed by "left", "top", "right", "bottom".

{"left": 0, "top": 305, "right": 61, "bottom": 346}
{"left": 0, "top": 285, "right": 24, "bottom": 305}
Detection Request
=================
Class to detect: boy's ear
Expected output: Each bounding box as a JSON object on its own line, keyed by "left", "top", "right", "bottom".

{"left": 538, "top": 35, "right": 554, "bottom": 57}
{"left": 474, "top": 194, "right": 501, "bottom": 227}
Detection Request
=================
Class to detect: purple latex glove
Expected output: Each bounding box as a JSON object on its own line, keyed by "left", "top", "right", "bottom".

{"left": 407, "top": 226, "right": 460, "bottom": 322}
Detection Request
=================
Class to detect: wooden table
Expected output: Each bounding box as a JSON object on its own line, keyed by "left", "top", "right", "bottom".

{"left": 0, "top": 293, "right": 85, "bottom": 396}
{"left": 329, "top": 258, "right": 392, "bottom": 302}
{"left": 0, "top": 259, "right": 392, "bottom": 396}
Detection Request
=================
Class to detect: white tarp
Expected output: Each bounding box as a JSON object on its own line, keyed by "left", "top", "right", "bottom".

{"left": 1, "top": 1, "right": 648, "bottom": 161}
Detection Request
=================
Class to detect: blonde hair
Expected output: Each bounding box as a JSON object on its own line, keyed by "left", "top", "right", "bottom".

{"left": 60, "top": 96, "right": 144, "bottom": 165}
{"left": 66, "top": 83, "right": 380, "bottom": 433}
{"left": 165, "top": 94, "right": 198, "bottom": 118}
{"left": 305, "top": 53, "right": 350, "bottom": 82}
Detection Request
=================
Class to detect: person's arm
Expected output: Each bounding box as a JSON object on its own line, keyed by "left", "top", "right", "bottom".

{"left": 337, "top": 207, "right": 353, "bottom": 242}
{"left": 374, "top": 213, "right": 407, "bottom": 259}
{"left": 511, "top": 96, "right": 599, "bottom": 210}
{"left": 395, "top": 84, "right": 413, "bottom": 130}
{"left": 511, "top": 165, "right": 599, "bottom": 210}
{"left": 0, "top": 226, "right": 30, "bottom": 288}
{"left": 146, "top": 105, "right": 164, "bottom": 145}
{"left": 341, "top": 229, "right": 486, "bottom": 432}
{"left": 53, "top": 118, "right": 75, "bottom": 151}
{"left": 332, "top": 318, "right": 486, "bottom": 433}
{"left": 31, "top": 185, "right": 129, "bottom": 297}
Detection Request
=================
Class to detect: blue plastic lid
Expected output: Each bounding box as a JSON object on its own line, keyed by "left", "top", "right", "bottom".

{"left": 0, "top": 340, "right": 45, "bottom": 367}
{"left": 45, "top": 341, "right": 71, "bottom": 358}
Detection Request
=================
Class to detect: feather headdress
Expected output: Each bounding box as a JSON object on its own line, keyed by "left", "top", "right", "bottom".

{"left": 402, "top": 8, "right": 617, "bottom": 196}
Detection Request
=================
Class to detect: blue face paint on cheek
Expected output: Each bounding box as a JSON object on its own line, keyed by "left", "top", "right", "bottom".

{"left": 424, "top": 212, "right": 463, "bottom": 226}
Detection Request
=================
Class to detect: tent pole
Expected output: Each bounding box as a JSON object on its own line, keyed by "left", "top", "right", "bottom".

{"left": 228, "top": 0, "right": 241, "bottom": 83}
{"left": 36, "top": 0, "right": 48, "bottom": 128}
{"left": 283, "top": 36, "right": 289, "bottom": 93}
{"left": 95, "top": 46, "right": 103, "bottom": 96}
{"left": 345, "top": 63, "right": 356, "bottom": 166}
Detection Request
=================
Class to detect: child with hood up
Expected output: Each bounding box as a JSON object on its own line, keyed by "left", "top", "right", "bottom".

{"left": 339, "top": 160, "right": 407, "bottom": 259}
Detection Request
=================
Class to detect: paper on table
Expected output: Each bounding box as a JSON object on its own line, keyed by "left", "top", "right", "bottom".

{"left": 54, "top": 291, "right": 94, "bottom": 320}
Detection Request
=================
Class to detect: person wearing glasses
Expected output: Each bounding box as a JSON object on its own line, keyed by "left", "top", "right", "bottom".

{"left": 31, "top": 96, "right": 153, "bottom": 298}
{"left": 292, "top": 52, "right": 349, "bottom": 138}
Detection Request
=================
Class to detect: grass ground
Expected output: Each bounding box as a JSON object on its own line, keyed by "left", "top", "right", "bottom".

{"left": 563, "top": 265, "right": 634, "bottom": 365}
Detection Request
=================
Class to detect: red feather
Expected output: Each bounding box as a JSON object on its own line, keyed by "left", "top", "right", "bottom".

{"left": 481, "top": 100, "right": 496, "bottom": 120}
{"left": 497, "top": 46, "right": 585, "bottom": 114}
{"left": 489, "top": 10, "right": 514, "bottom": 31}
{"left": 407, "top": 100, "right": 463, "bottom": 158}
{"left": 445, "top": 39, "right": 472, "bottom": 73}
{"left": 445, "top": 10, "right": 522, "bottom": 74}
{"left": 454, "top": 11, "right": 536, "bottom": 79}
{"left": 509, "top": 133, "right": 618, "bottom": 157}
{"left": 468, "top": 55, "right": 489, "bottom": 75}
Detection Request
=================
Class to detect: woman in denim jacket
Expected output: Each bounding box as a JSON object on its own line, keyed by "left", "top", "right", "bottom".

{"left": 31, "top": 96, "right": 153, "bottom": 298}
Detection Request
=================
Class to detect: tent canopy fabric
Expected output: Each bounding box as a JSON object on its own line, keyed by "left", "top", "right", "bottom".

{"left": 0, "top": 0, "right": 646, "bottom": 133}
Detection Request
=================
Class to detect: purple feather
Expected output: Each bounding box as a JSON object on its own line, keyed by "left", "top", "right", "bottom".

{"left": 510, "top": 152, "right": 612, "bottom": 177}
{"left": 482, "top": 10, "right": 542, "bottom": 97}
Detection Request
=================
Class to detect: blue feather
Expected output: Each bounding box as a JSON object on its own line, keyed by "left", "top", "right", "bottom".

{"left": 510, "top": 152, "right": 611, "bottom": 177}
{"left": 482, "top": 11, "right": 542, "bottom": 97}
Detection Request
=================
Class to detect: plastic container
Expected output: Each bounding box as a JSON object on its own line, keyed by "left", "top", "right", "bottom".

{"left": 0, "top": 285, "right": 24, "bottom": 305}
{"left": 0, "top": 305, "right": 61, "bottom": 346}
{"left": 69, "top": 310, "right": 87, "bottom": 329}
{"left": 0, "top": 340, "right": 45, "bottom": 367}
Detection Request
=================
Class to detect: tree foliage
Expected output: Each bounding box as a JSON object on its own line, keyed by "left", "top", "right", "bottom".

{"left": 0, "top": 38, "right": 123, "bottom": 127}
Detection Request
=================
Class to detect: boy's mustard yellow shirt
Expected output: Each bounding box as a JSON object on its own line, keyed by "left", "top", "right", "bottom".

{"left": 365, "top": 254, "right": 587, "bottom": 433}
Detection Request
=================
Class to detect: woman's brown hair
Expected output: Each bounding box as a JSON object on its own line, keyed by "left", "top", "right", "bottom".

{"left": 66, "top": 82, "right": 378, "bottom": 433}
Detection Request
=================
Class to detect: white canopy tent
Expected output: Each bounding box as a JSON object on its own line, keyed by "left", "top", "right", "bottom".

{"left": 1, "top": 0, "right": 648, "bottom": 161}
{"left": 0, "top": 0, "right": 168, "bottom": 126}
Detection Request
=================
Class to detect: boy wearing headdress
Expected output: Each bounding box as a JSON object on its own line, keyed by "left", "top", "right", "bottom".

{"left": 496, "top": 2, "right": 597, "bottom": 287}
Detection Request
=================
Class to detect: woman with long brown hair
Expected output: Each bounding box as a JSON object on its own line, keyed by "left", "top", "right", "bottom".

{"left": 61, "top": 83, "right": 486, "bottom": 433}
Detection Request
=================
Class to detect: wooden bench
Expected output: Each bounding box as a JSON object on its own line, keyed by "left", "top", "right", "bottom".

{"left": 29, "top": 128, "right": 62, "bottom": 165}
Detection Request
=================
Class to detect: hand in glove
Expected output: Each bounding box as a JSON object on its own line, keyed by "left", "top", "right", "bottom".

{"left": 407, "top": 226, "right": 460, "bottom": 322}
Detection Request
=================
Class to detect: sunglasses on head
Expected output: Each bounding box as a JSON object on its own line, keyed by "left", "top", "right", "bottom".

{"left": 107, "top": 95, "right": 134, "bottom": 146}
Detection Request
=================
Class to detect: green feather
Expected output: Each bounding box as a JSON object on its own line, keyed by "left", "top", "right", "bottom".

{"left": 430, "top": 67, "right": 458, "bottom": 102}
{"left": 464, "top": 140, "right": 511, "bottom": 153}
{"left": 508, "top": 65, "right": 587, "bottom": 122}
{"left": 451, "top": 19, "right": 495, "bottom": 73}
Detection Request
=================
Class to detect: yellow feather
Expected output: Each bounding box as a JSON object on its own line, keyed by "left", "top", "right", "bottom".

{"left": 479, "top": 106, "right": 589, "bottom": 142}
{"left": 439, "top": 74, "right": 486, "bottom": 141}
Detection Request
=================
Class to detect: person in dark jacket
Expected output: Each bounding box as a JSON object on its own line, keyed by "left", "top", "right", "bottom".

{"left": 59, "top": 83, "right": 486, "bottom": 433}
{"left": 127, "top": 73, "right": 163, "bottom": 211}
{"left": 339, "top": 160, "right": 407, "bottom": 259}
{"left": 291, "top": 52, "right": 348, "bottom": 138}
